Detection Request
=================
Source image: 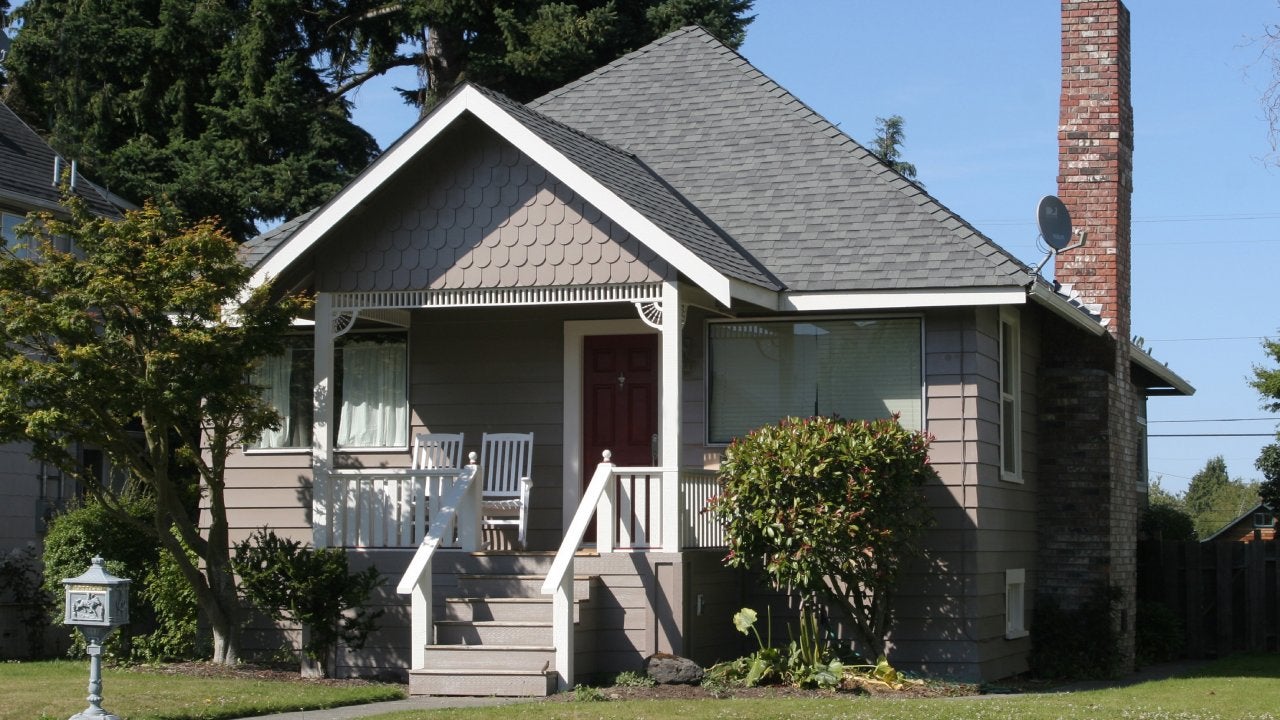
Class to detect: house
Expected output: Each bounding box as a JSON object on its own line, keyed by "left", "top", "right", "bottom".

{"left": 225, "top": 0, "right": 1191, "bottom": 692}
{"left": 1203, "top": 503, "right": 1276, "bottom": 544}
{"left": 0, "top": 100, "right": 128, "bottom": 658}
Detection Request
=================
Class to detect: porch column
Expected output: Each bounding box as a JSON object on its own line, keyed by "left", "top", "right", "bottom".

{"left": 659, "top": 280, "right": 681, "bottom": 552}
{"left": 311, "top": 292, "right": 335, "bottom": 548}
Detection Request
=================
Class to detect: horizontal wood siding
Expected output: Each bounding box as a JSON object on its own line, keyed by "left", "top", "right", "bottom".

{"left": 0, "top": 442, "right": 41, "bottom": 550}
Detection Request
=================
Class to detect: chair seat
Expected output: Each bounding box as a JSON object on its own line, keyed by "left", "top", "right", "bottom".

{"left": 483, "top": 498, "right": 524, "bottom": 511}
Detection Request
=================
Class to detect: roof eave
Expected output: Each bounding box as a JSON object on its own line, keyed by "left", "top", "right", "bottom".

{"left": 1131, "top": 344, "right": 1196, "bottom": 396}
{"left": 1027, "top": 282, "right": 1108, "bottom": 337}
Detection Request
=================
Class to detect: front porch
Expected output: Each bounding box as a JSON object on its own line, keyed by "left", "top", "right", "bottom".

{"left": 296, "top": 283, "right": 731, "bottom": 694}
{"left": 316, "top": 458, "right": 729, "bottom": 695}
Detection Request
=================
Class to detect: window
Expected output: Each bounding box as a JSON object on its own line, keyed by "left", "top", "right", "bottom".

{"left": 2, "top": 211, "right": 26, "bottom": 256}
{"left": 707, "top": 317, "right": 922, "bottom": 444}
{"left": 1005, "top": 568, "right": 1027, "bottom": 639}
{"left": 999, "top": 310, "right": 1021, "bottom": 481}
{"left": 251, "top": 339, "right": 314, "bottom": 449}
{"left": 251, "top": 332, "right": 408, "bottom": 450}
{"left": 1254, "top": 511, "right": 1275, "bottom": 528}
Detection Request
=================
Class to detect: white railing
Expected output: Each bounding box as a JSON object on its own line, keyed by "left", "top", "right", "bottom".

{"left": 678, "top": 469, "right": 726, "bottom": 549}
{"left": 316, "top": 468, "right": 462, "bottom": 548}
{"left": 541, "top": 456, "right": 727, "bottom": 690}
{"left": 394, "top": 461, "right": 482, "bottom": 670}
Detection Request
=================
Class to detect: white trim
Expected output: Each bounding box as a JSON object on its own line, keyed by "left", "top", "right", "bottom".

{"left": 1005, "top": 568, "right": 1028, "bottom": 640}
{"left": 249, "top": 85, "right": 733, "bottom": 305}
{"left": 561, "top": 319, "right": 655, "bottom": 533}
{"left": 331, "top": 283, "right": 662, "bottom": 311}
{"left": 1027, "top": 283, "right": 1107, "bottom": 336}
{"left": 1130, "top": 344, "right": 1195, "bottom": 396}
{"left": 783, "top": 287, "right": 1025, "bottom": 312}
{"left": 999, "top": 307, "right": 1023, "bottom": 483}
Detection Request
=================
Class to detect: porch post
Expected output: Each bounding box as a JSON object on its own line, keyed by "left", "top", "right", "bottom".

{"left": 659, "top": 281, "right": 681, "bottom": 552}
{"left": 311, "top": 292, "right": 335, "bottom": 549}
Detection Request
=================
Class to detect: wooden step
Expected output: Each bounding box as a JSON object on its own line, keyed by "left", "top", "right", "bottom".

{"left": 420, "top": 643, "right": 554, "bottom": 670}
{"left": 410, "top": 667, "right": 556, "bottom": 697}
{"left": 435, "top": 619, "right": 552, "bottom": 646}
{"left": 454, "top": 573, "right": 593, "bottom": 599}
{"left": 441, "top": 596, "right": 582, "bottom": 623}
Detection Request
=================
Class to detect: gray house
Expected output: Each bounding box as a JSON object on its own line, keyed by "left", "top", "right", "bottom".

{"left": 0, "top": 101, "right": 126, "bottom": 658}
{"left": 227, "top": 1, "right": 1189, "bottom": 693}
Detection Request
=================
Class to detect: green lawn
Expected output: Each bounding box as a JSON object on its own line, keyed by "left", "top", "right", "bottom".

{"left": 0, "top": 660, "right": 404, "bottom": 720}
{"left": 369, "top": 654, "right": 1280, "bottom": 720}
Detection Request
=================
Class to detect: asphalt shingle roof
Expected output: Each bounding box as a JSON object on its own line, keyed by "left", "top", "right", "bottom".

{"left": 473, "top": 85, "right": 780, "bottom": 290}
{"left": 529, "top": 26, "right": 1033, "bottom": 293}
{"left": 0, "top": 102, "right": 122, "bottom": 218}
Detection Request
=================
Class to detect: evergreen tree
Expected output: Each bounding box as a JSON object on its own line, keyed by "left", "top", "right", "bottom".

{"left": 337, "top": 0, "right": 756, "bottom": 110}
{"left": 871, "top": 114, "right": 921, "bottom": 185}
{"left": 4, "top": 0, "right": 378, "bottom": 241}
{"left": 1184, "top": 455, "right": 1230, "bottom": 519}
{"left": 1185, "top": 456, "right": 1261, "bottom": 538}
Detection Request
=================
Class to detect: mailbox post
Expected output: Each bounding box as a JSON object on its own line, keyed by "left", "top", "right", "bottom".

{"left": 63, "top": 556, "right": 130, "bottom": 720}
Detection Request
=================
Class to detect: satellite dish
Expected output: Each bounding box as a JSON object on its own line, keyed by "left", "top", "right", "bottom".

{"left": 1037, "top": 195, "right": 1073, "bottom": 251}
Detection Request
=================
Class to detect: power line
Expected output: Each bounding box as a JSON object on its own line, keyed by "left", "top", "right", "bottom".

{"left": 1144, "top": 336, "right": 1272, "bottom": 343}
{"left": 1149, "top": 433, "right": 1275, "bottom": 437}
{"left": 1149, "top": 417, "right": 1276, "bottom": 423}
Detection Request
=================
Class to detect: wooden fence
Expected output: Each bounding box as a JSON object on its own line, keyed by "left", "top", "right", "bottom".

{"left": 1137, "top": 539, "right": 1279, "bottom": 656}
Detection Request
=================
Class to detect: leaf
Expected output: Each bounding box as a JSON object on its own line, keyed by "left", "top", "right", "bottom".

{"left": 733, "top": 607, "right": 758, "bottom": 635}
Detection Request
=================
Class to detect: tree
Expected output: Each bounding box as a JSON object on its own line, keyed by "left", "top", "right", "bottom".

{"left": 4, "top": 0, "right": 378, "bottom": 242}
{"left": 0, "top": 196, "right": 306, "bottom": 664}
{"left": 1253, "top": 335, "right": 1280, "bottom": 506}
{"left": 340, "top": 0, "right": 756, "bottom": 111}
{"left": 1265, "top": 19, "right": 1280, "bottom": 161}
{"left": 1184, "top": 456, "right": 1261, "bottom": 538}
{"left": 870, "top": 114, "right": 921, "bottom": 185}
{"left": 712, "top": 416, "right": 937, "bottom": 662}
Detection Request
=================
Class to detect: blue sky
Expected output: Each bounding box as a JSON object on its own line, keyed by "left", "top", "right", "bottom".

{"left": 350, "top": 2, "right": 1279, "bottom": 495}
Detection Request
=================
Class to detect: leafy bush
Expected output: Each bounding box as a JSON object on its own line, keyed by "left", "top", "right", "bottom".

{"left": 1029, "top": 584, "right": 1123, "bottom": 679}
{"left": 712, "top": 416, "right": 937, "bottom": 661}
{"left": 41, "top": 493, "right": 174, "bottom": 659}
{"left": 232, "top": 529, "right": 383, "bottom": 676}
{"left": 0, "top": 544, "right": 55, "bottom": 658}
{"left": 132, "top": 534, "right": 203, "bottom": 661}
{"left": 611, "top": 670, "right": 655, "bottom": 688}
{"left": 1141, "top": 503, "right": 1197, "bottom": 542}
{"left": 1136, "top": 601, "right": 1185, "bottom": 666}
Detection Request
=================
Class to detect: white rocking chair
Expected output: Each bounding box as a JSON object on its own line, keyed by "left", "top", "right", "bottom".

{"left": 479, "top": 432, "right": 533, "bottom": 547}
{"left": 412, "top": 432, "right": 465, "bottom": 471}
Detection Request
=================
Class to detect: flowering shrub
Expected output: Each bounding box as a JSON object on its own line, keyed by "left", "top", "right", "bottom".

{"left": 712, "top": 416, "right": 937, "bottom": 660}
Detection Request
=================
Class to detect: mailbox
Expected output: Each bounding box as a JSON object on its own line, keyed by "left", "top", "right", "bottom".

{"left": 63, "top": 556, "right": 130, "bottom": 628}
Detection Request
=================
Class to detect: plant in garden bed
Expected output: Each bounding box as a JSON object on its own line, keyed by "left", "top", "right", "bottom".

{"left": 712, "top": 416, "right": 938, "bottom": 663}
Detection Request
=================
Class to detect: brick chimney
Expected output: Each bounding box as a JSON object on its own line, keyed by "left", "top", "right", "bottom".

{"left": 1056, "top": 0, "right": 1133, "bottom": 343}
{"left": 1035, "top": 0, "right": 1141, "bottom": 675}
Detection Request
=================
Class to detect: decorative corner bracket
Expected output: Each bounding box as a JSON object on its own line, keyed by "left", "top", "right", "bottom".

{"left": 633, "top": 301, "right": 688, "bottom": 330}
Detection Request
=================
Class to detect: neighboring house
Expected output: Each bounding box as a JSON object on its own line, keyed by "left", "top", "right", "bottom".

{"left": 1204, "top": 503, "right": 1277, "bottom": 544}
{"left": 0, "top": 101, "right": 127, "bottom": 658}
{"left": 225, "top": 0, "right": 1190, "bottom": 691}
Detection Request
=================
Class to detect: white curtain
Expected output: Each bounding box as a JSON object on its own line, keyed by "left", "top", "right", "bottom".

{"left": 253, "top": 351, "right": 294, "bottom": 448}
{"left": 337, "top": 341, "right": 408, "bottom": 448}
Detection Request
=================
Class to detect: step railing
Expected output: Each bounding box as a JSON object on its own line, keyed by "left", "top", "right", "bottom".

{"left": 394, "top": 456, "right": 482, "bottom": 670}
{"left": 541, "top": 455, "right": 726, "bottom": 690}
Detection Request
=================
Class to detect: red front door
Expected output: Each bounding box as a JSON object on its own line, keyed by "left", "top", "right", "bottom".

{"left": 583, "top": 334, "right": 659, "bottom": 486}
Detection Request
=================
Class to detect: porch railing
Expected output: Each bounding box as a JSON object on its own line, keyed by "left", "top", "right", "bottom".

{"left": 315, "top": 468, "right": 466, "bottom": 548}
{"left": 541, "top": 455, "right": 725, "bottom": 690}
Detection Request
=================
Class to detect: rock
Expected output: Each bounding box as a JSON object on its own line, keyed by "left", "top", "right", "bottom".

{"left": 644, "top": 653, "right": 704, "bottom": 685}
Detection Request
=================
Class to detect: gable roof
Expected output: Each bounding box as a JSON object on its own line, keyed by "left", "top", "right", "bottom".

{"left": 250, "top": 83, "right": 779, "bottom": 304}
{"left": 529, "top": 26, "right": 1032, "bottom": 296}
{"left": 0, "top": 102, "right": 123, "bottom": 218}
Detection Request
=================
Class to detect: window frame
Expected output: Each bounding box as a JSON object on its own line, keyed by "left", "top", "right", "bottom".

{"left": 704, "top": 314, "right": 925, "bottom": 446}
{"left": 245, "top": 329, "right": 410, "bottom": 454}
{"left": 1005, "top": 568, "right": 1028, "bottom": 639}
{"left": 999, "top": 308, "right": 1022, "bottom": 482}
{"left": 2, "top": 210, "right": 26, "bottom": 256}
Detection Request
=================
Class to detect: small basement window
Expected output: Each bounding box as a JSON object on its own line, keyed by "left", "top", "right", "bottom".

{"left": 1005, "top": 568, "right": 1028, "bottom": 639}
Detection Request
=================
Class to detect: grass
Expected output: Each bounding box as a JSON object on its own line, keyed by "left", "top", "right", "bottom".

{"left": 363, "top": 654, "right": 1280, "bottom": 720}
{"left": 0, "top": 660, "right": 405, "bottom": 720}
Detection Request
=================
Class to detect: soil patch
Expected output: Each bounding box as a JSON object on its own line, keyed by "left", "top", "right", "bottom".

{"left": 124, "top": 661, "right": 383, "bottom": 688}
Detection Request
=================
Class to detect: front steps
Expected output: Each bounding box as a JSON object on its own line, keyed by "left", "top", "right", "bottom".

{"left": 409, "top": 552, "right": 594, "bottom": 697}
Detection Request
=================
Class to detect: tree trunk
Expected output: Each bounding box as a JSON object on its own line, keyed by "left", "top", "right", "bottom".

{"left": 422, "top": 25, "right": 465, "bottom": 112}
